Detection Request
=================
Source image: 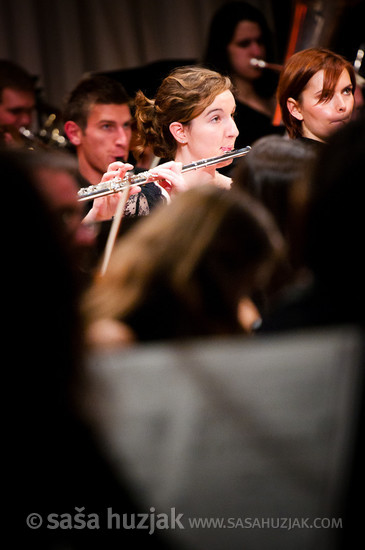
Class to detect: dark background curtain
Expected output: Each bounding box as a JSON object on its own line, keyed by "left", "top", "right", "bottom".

{"left": 0, "top": 0, "right": 290, "bottom": 109}
{"left": 1, "top": 0, "right": 363, "bottom": 121}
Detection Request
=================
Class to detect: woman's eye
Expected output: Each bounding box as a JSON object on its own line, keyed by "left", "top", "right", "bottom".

{"left": 236, "top": 38, "right": 263, "bottom": 48}
{"left": 316, "top": 92, "right": 330, "bottom": 103}
{"left": 237, "top": 40, "right": 251, "bottom": 48}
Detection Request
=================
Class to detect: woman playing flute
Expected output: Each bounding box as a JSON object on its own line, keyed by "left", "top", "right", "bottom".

{"left": 93, "top": 65, "right": 240, "bottom": 219}
{"left": 133, "top": 65, "right": 239, "bottom": 191}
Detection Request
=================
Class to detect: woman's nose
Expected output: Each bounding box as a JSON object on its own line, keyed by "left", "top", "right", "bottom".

{"left": 250, "top": 39, "right": 265, "bottom": 59}
{"left": 335, "top": 94, "right": 346, "bottom": 112}
{"left": 115, "top": 131, "right": 127, "bottom": 145}
{"left": 229, "top": 118, "right": 239, "bottom": 138}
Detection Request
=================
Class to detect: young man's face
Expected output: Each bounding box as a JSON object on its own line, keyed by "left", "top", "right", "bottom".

{"left": 73, "top": 103, "right": 133, "bottom": 182}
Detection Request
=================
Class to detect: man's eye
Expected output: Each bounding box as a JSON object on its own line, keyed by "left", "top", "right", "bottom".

{"left": 10, "top": 108, "right": 26, "bottom": 115}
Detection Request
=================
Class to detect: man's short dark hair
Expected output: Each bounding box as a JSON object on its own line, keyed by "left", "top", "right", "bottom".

{"left": 62, "top": 75, "right": 131, "bottom": 130}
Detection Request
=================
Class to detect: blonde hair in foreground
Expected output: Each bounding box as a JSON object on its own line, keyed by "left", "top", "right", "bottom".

{"left": 82, "top": 185, "right": 284, "bottom": 339}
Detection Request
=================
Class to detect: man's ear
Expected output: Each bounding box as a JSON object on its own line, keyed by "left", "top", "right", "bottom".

{"left": 64, "top": 120, "right": 83, "bottom": 146}
{"left": 169, "top": 121, "right": 187, "bottom": 144}
{"left": 287, "top": 98, "right": 303, "bottom": 121}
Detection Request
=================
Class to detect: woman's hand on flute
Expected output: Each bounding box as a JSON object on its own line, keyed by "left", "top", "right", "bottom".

{"left": 147, "top": 160, "right": 186, "bottom": 196}
{"left": 82, "top": 161, "right": 141, "bottom": 223}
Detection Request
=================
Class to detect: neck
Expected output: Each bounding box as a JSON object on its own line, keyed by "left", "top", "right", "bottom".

{"left": 180, "top": 165, "right": 231, "bottom": 190}
{"left": 175, "top": 147, "right": 196, "bottom": 167}
{"left": 175, "top": 148, "right": 233, "bottom": 188}
{"left": 183, "top": 166, "right": 217, "bottom": 188}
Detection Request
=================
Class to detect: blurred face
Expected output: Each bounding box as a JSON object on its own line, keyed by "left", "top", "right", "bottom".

{"left": 288, "top": 69, "right": 354, "bottom": 142}
{"left": 35, "top": 167, "right": 96, "bottom": 267}
{"left": 183, "top": 90, "right": 239, "bottom": 160}
{"left": 227, "top": 20, "right": 266, "bottom": 80}
{"left": 0, "top": 87, "right": 35, "bottom": 129}
{"left": 75, "top": 103, "right": 133, "bottom": 182}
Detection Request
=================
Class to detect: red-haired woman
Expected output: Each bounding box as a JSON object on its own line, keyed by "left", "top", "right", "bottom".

{"left": 277, "top": 48, "right": 356, "bottom": 147}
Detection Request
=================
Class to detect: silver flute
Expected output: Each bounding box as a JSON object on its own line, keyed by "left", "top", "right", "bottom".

{"left": 77, "top": 146, "right": 251, "bottom": 201}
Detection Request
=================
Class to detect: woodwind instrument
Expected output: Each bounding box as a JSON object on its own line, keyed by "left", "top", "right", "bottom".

{"left": 77, "top": 146, "right": 251, "bottom": 201}
{"left": 250, "top": 58, "right": 283, "bottom": 72}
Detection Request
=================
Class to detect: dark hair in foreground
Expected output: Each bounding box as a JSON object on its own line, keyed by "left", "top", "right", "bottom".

{"left": 306, "top": 110, "right": 365, "bottom": 303}
{"left": 3, "top": 149, "right": 178, "bottom": 548}
{"left": 233, "top": 134, "right": 316, "bottom": 271}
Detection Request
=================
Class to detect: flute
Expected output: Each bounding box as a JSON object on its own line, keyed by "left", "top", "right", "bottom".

{"left": 250, "top": 58, "right": 283, "bottom": 72}
{"left": 77, "top": 146, "right": 251, "bottom": 201}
